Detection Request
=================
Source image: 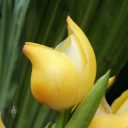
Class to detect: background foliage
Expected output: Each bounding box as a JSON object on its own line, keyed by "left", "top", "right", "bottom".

{"left": 0, "top": 0, "right": 128, "bottom": 127}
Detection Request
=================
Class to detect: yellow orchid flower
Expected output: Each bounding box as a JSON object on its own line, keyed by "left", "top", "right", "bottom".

{"left": 23, "top": 16, "right": 96, "bottom": 110}
{"left": 89, "top": 81, "right": 128, "bottom": 128}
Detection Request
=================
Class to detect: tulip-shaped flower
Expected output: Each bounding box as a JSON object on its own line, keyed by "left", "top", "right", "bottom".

{"left": 89, "top": 78, "right": 128, "bottom": 128}
{"left": 23, "top": 16, "right": 96, "bottom": 110}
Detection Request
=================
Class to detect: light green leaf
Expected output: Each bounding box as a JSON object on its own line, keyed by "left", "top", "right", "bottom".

{"left": 65, "top": 70, "right": 110, "bottom": 128}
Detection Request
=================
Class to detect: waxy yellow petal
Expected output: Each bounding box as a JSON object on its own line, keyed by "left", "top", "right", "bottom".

{"left": 89, "top": 114, "right": 128, "bottom": 128}
{"left": 111, "top": 90, "right": 128, "bottom": 114}
{"left": 23, "top": 42, "right": 81, "bottom": 110}
{"left": 56, "top": 16, "right": 96, "bottom": 103}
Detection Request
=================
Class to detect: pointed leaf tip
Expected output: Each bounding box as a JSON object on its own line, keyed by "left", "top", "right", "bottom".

{"left": 65, "top": 70, "right": 110, "bottom": 128}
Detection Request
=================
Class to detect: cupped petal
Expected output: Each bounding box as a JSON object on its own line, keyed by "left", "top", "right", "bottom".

{"left": 56, "top": 16, "right": 96, "bottom": 103}
{"left": 111, "top": 90, "right": 128, "bottom": 115}
{"left": 23, "top": 42, "right": 81, "bottom": 110}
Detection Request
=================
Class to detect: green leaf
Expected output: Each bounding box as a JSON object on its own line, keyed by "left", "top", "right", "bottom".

{"left": 44, "top": 122, "right": 53, "bottom": 128}
{"left": 45, "top": 122, "right": 56, "bottom": 128}
{"left": 65, "top": 70, "right": 110, "bottom": 128}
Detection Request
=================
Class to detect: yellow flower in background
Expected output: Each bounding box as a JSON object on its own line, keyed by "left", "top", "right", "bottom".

{"left": 89, "top": 77, "right": 128, "bottom": 128}
{"left": 23, "top": 16, "right": 96, "bottom": 110}
{"left": 0, "top": 116, "right": 5, "bottom": 128}
{"left": 89, "top": 114, "right": 128, "bottom": 128}
{"left": 111, "top": 90, "right": 128, "bottom": 116}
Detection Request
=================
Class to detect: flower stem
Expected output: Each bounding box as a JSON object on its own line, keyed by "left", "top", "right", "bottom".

{"left": 55, "top": 108, "right": 71, "bottom": 128}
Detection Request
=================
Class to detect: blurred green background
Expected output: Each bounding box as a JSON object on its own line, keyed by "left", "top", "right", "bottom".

{"left": 0, "top": 0, "right": 128, "bottom": 127}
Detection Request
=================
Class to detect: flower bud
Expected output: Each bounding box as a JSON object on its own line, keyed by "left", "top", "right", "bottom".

{"left": 23, "top": 42, "right": 81, "bottom": 110}
{"left": 23, "top": 16, "right": 96, "bottom": 110}
{"left": 108, "top": 76, "right": 116, "bottom": 88}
